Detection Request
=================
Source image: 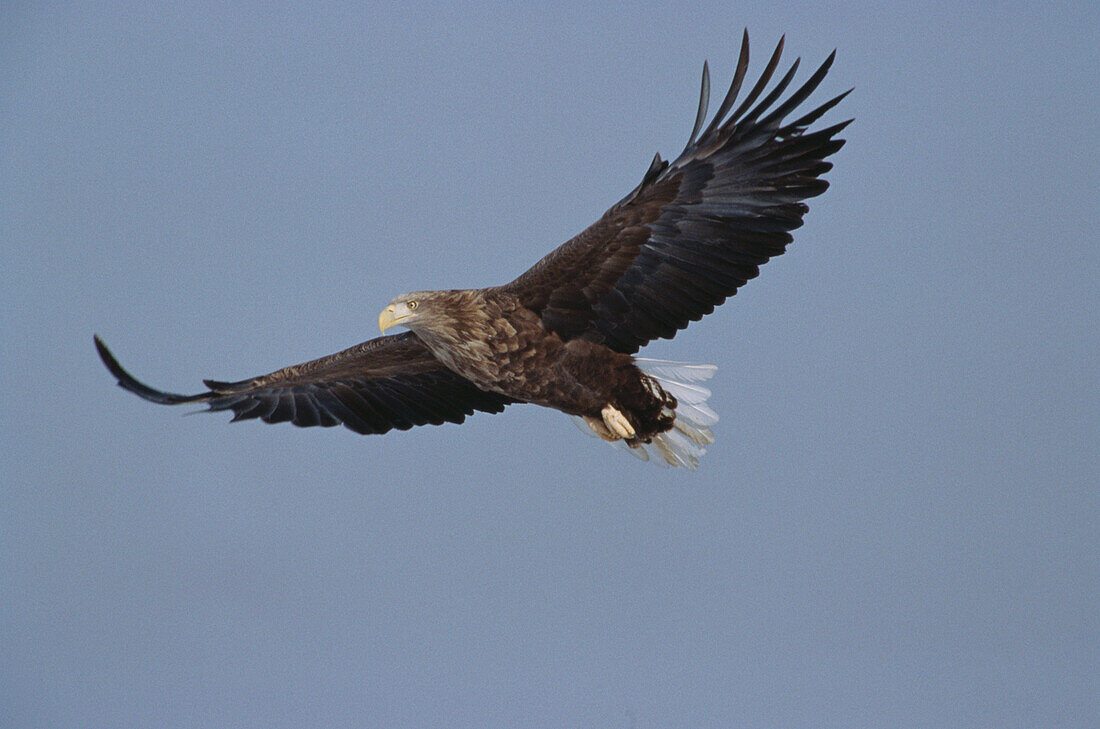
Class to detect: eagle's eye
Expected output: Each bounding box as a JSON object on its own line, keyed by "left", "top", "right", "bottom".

{"left": 407, "top": 300, "right": 418, "bottom": 310}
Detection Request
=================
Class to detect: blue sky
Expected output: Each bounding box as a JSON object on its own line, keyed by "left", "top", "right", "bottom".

{"left": 2, "top": 2, "right": 1097, "bottom": 727}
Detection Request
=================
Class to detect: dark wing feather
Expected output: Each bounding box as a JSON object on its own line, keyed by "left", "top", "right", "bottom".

{"left": 499, "top": 31, "right": 851, "bottom": 354}
{"left": 94, "top": 333, "right": 512, "bottom": 435}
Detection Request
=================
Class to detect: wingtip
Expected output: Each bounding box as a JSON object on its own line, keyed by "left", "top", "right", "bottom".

{"left": 94, "top": 335, "right": 208, "bottom": 405}
{"left": 94, "top": 334, "right": 125, "bottom": 380}
{"left": 833, "top": 117, "right": 855, "bottom": 133}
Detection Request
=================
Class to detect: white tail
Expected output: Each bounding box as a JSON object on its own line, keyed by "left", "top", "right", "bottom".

{"left": 570, "top": 358, "right": 719, "bottom": 469}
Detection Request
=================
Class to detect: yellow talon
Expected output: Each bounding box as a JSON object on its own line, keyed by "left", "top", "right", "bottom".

{"left": 584, "top": 415, "right": 618, "bottom": 442}
{"left": 601, "top": 404, "right": 635, "bottom": 440}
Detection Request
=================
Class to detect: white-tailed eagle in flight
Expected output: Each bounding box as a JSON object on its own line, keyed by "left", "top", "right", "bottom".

{"left": 96, "top": 32, "right": 850, "bottom": 468}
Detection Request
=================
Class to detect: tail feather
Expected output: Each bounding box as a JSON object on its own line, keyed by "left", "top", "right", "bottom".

{"left": 633, "top": 358, "right": 717, "bottom": 383}
{"left": 640, "top": 359, "right": 719, "bottom": 468}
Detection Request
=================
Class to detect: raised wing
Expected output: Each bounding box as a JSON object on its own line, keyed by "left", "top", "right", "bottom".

{"left": 500, "top": 31, "right": 850, "bottom": 354}
{"left": 94, "top": 332, "right": 512, "bottom": 434}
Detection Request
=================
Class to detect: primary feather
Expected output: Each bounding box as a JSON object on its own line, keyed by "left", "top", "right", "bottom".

{"left": 501, "top": 32, "right": 850, "bottom": 354}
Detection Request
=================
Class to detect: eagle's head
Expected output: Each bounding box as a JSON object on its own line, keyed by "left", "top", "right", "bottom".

{"left": 378, "top": 290, "right": 481, "bottom": 337}
{"left": 379, "top": 291, "right": 434, "bottom": 334}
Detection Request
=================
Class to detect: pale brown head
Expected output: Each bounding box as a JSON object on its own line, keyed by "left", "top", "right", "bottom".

{"left": 378, "top": 290, "right": 486, "bottom": 338}
{"left": 379, "top": 291, "right": 441, "bottom": 334}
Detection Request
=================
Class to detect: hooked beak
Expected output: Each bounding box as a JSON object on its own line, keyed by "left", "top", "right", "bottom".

{"left": 378, "top": 304, "right": 398, "bottom": 333}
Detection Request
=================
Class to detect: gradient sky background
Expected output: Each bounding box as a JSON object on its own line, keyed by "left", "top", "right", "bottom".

{"left": 2, "top": 2, "right": 1097, "bottom": 727}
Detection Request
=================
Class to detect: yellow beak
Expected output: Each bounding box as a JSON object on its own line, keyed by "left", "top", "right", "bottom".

{"left": 378, "top": 305, "right": 398, "bottom": 333}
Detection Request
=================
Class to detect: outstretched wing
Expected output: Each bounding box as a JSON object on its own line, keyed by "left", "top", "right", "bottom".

{"left": 94, "top": 333, "right": 513, "bottom": 434}
{"left": 500, "top": 31, "right": 850, "bottom": 354}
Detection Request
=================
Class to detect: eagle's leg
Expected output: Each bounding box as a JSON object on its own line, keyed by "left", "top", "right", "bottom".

{"left": 600, "top": 404, "right": 636, "bottom": 440}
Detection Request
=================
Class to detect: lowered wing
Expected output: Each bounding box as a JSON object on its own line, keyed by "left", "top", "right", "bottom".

{"left": 500, "top": 31, "right": 850, "bottom": 354}
{"left": 95, "top": 332, "right": 512, "bottom": 434}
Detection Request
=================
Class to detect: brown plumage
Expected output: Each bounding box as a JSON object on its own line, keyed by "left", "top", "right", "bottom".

{"left": 95, "top": 31, "right": 850, "bottom": 468}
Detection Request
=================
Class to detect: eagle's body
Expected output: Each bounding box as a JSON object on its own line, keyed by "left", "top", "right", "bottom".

{"left": 95, "top": 32, "right": 850, "bottom": 468}
{"left": 394, "top": 289, "right": 676, "bottom": 442}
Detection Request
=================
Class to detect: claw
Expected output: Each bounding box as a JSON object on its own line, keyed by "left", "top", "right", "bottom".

{"left": 583, "top": 415, "right": 618, "bottom": 442}
{"left": 601, "top": 404, "right": 635, "bottom": 440}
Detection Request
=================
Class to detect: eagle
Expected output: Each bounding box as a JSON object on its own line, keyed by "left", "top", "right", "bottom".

{"left": 95, "top": 32, "right": 849, "bottom": 468}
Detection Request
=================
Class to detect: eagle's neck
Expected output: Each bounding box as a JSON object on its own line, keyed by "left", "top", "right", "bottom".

{"left": 408, "top": 289, "right": 507, "bottom": 383}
